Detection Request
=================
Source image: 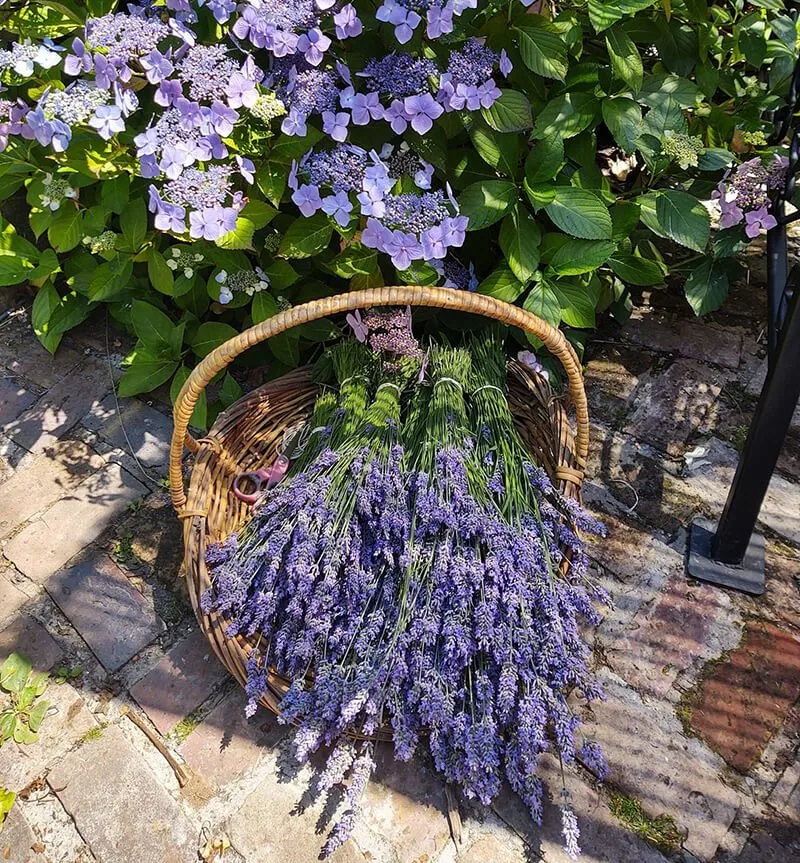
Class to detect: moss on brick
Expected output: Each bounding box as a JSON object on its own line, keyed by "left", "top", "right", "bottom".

{"left": 172, "top": 708, "right": 203, "bottom": 743}
{"left": 608, "top": 790, "right": 683, "bottom": 853}
{"left": 674, "top": 644, "right": 738, "bottom": 738}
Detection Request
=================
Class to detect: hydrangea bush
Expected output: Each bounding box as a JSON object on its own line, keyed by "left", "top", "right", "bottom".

{"left": 0, "top": 0, "right": 796, "bottom": 423}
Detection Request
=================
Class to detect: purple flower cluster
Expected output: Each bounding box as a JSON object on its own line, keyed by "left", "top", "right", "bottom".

{"left": 267, "top": 60, "right": 345, "bottom": 135}
{"left": 229, "top": 0, "right": 362, "bottom": 87}
{"left": 290, "top": 142, "right": 466, "bottom": 268}
{"left": 0, "top": 41, "right": 61, "bottom": 78}
{"left": 1, "top": 6, "right": 265, "bottom": 240}
{"left": 149, "top": 164, "right": 250, "bottom": 238}
{"left": 375, "top": 0, "right": 478, "bottom": 42}
{"left": 380, "top": 441, "right": 604, "bottom": 813}
{"left": 712, "top": 155, "right": 787, "bottom": 239}
{"left": 438, "top": 39, "right": 510, "bottom": 111}
{"left": 282, "top": 42, "right": 510, "bottom": 143}
{"left": 4, "top": 2, "right": 510, "bottom": 288}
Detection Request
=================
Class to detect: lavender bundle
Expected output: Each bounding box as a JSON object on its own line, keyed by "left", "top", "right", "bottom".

{"left": 203, "top": 340, "right": 378, "bottom": 711}
{"left": 467, "top": 328, "right": 608, "bottom": 856}
{"left": 279, "top": 353, "right": 421, "bottom": 742}
{"left": 388, "top": 346, "right": 511, "bottom": 791}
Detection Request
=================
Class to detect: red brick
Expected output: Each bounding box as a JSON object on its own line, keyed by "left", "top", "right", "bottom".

{"left": 131, "top": 628, "right": 228, "bottom": 735}
{"left": 0, "top": 615, "right": 63, "bottom": 673}
{"left": 48, "top": 725, "right": 196, "bottom": 863}
{"left": 624, "top": 359, "right": 723, "bottom": 456}
{"left": 5, "top": 343, "right": 82, "bottom": 390}
{"left": 579, "top": 672, "right": 740, "bottom": 861}
{"left": 0, "top": 440, "right": 105, "bottom": 539}
{"left": 762, "top": 543, "right": 800, "bottom": 632}
{"left": 3, "top": 462, "right": 147, "bottom": 582}
{"left": 690, "top": 622, "right": 800, "bottom": 773}
{"left": 6, "top": 358, "right": 111, "bottom": 455}
{"left": 0, "top": 376, "right": 37, "bottom": 426}
{"left": 623, "top": 309, "right": 743, "bottom": 370}
{"left": 583, "top": 343, "right": 652, "bottom": 426}
{"left": 0, "top": 804, "right": 38, "bottom": 863}
{"left": 0, "top": 570, "right": 29, "bottom": 623}
{"left": 179, "top": 691, "right": 281, "bottom": 790}
{"left": 608, "top": 574, "right": 731, "bottom": 699}
{"left": 48, "top": 551, "right": 161, "bottom": 671}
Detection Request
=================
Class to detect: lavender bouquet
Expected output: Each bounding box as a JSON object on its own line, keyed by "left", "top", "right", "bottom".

{"left": 204, "top": 327, "right": 422, "bottom": 722}
{"left": 205, "top": 317, "right": 607, "bottom": 859}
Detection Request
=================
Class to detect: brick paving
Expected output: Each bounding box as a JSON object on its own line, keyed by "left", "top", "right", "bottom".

{"left": 48, "top": 725, "right": 197, "bottom": 863}
{"left": 48, "top": 551, "right": 163, "bottom": 671}
{"left": 0, "top": 375, "right": 37, "bottom": 427}
{"left": 0, "top": 440, "right": 105, "bottom": 539}
{"left": 3, "top": 461, "right": 147, "bottom": 581}
{"left": 5, "top": 357, "right": 112, "bottom": 455}
{"left": 689, "top": 623, "right": 800, "bottom": 774}
{"left": 0, "top": 284, "right": 799, "bottom": 863}
{"left": 131, "top": 628, "right": 228, "bottom": 735}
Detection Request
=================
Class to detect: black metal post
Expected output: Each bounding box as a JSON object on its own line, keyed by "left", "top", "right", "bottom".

{"left": 686, "top": 285, "right": 800, "bottom": 593}
{"left": 712, "top": 287, "right": 800, "bottom": 558}
{"left": 686, "top": 52, "right": 800, "bottom": 595}
{"left": 766, "top": 198, "right": 788, "bottom": 363}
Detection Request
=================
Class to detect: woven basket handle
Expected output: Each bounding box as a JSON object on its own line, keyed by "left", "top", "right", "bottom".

{"left": 169, "top": 286, "right": 589, "bottom": 513}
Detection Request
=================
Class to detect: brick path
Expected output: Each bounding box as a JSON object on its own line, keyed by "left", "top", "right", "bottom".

{"left": 1, "top": 276, "right": 799, "bottom": 863}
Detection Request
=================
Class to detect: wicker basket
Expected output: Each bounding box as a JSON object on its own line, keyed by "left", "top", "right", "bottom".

{"left": 169, "top": 286, "right": 590, "bottom": 722}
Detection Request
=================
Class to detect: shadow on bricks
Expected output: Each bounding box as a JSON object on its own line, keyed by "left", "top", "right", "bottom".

{"left": 4, "top": 357, "right": 112, "bottom": 456}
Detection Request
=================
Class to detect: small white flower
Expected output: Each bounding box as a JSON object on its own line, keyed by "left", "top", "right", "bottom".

{"left": 218, "top": 286, "right": 233, "bottom": 304}
{"left": 12, "top": 57, "right": 34, "bottom": 77}
{"left": 34, "top": 45, "right": 62, "bottom": 70}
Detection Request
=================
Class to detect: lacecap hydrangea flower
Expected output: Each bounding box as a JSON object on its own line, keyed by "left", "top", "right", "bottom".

{"left": 712, "top": 155, "right": 787, "bottom": 239}
{"left": 290, "top": 143, "right": 467, "bottom": 269}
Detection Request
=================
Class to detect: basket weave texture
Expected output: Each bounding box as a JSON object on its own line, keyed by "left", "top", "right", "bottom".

{"left": 169, "top": 287, "right": 589, "bottom": 720}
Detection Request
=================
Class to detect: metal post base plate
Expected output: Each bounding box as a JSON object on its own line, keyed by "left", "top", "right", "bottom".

{"left": 686, "top": 519, "right": 765, "bottom": 596}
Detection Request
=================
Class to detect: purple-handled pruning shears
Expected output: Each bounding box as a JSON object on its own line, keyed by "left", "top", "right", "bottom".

{"left": 231, "top": 422, "right": 309, "bottom": 505}
{"left": 232, "top": 454, "right": 291, "bottom": 505}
